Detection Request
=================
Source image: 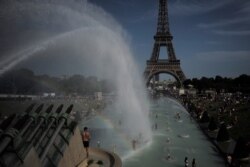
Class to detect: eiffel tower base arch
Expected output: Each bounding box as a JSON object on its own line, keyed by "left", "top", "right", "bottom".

{"left": 144, "top": 61, "right": 186, "bottom": 88}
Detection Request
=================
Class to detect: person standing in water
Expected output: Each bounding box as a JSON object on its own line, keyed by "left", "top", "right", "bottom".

{"left": 154, "top": 123, "right": 158, "bottom": 130}
{"left": 82, "top": 127, "right": 91, "bottom": 158}
{"left": 132, "top": 139, "right": 137, "bottom": 150}
{"left": 97, "top": 141, "right": 101, "bottom": 148}
{"left": 184, "top": 157, "right": 189, "bottom": 167}
{"left": 166, "top": 152, "right": 171, "bottom": 160}
{"left": 192, "top": 158, "right": 196, "bottom": 167}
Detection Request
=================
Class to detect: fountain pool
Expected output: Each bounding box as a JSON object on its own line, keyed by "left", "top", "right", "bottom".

{"left": 80, "top": 97, "right": 225, "bottom": 167}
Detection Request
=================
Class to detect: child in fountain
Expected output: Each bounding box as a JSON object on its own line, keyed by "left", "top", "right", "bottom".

{"left": 166, "top": 153, "right": 171, "bottom": 160}
{"left": 132, "top": 139, "right": 137, "bottom": 150}
{"left": 166, "top": 137, "right": 170, "bottom": 143}
{"left": 154, "top": 123, "right": 158, "bottom": 130}
{"left": 97, "top": 141, "right": 100, "bottom": 148}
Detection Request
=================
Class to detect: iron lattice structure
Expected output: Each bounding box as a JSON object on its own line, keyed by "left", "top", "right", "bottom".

{"left": 144, "top": 0, "right": 186, "bottom": 85}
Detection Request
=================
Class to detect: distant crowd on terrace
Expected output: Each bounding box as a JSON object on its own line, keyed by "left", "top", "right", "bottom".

{"left": 180, "top": 91, "right": 250, "bottom": 167}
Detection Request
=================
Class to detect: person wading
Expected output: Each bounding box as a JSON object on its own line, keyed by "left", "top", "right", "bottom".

{"left": 185, "top": 157, "right": 189, "bottom": 167}
{"left": 82, "top": 127, "right": 91, "bottom": 158}
{"left": 192, "top": 158, "right": 196, "bottom": 167}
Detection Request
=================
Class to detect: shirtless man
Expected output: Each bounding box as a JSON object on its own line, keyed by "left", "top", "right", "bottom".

{"left": 185, "top": 157, "right": 189, "bottom": 167}
{"left": 82, "top": 127, "right": 91, "bottom": 158}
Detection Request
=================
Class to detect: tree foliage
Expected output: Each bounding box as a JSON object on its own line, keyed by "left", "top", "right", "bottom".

{"left": 184, "top": 75, "right": 250, "bottom": 93}
{"left": 0, "top": 68, "right": 113, "bottom": 95}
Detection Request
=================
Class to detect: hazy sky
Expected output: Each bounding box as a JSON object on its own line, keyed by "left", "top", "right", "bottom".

{"left": 89, "top": 0, "right": 250, "bottom": 78}
{"left": 0, "top": 0, "right": 250, "bottom": 78}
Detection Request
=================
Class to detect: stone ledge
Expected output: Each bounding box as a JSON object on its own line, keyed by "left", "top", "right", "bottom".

{"left": 77, "top": 147, "right": 122, "bottom": 167}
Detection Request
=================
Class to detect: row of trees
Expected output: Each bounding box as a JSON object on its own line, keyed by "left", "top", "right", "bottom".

{"left": 0, "top": 69, "right": 113, "bottom": 95}
{"left": 183, "top": 75, "right": 250, "bottom": 93}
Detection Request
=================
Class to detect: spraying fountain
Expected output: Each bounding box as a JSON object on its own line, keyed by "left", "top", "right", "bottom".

{"left": 0, "top": 1, "right": 226, "bottom": 166}
{"left": 0, "top": 0, "right": 152, "bottom": 161}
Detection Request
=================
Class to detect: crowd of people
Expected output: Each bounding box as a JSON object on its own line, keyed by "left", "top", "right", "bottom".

{"left": 80, "top": 90, "right": 250, "bottom": 166}
{"left": 181, "top": 92, "right": 249, "bottom": 137}
{"left": 178, "top": 91, "right": 250, "bottom": 167}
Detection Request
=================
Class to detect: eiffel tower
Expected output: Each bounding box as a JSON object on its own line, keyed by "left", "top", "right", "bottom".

{"left": 144, "top": 0, "right": 186, "bottom": 86}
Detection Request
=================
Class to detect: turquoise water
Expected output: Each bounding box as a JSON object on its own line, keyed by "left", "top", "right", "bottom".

{"left": 80, "top": 97, "right": 225, "bottom": 167}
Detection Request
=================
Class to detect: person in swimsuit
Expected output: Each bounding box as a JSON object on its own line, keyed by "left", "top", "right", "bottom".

{"left": 192, "top": 158, "right": 196, "bottom": 167}
{"left": 185, "top": 157, "right": 189, "bottom": 167}
{"left": 82, "top": 127, "right": 91, "bottom": 158}
{"left": 132, "top": 139, "right": 137, "bottom": 150}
